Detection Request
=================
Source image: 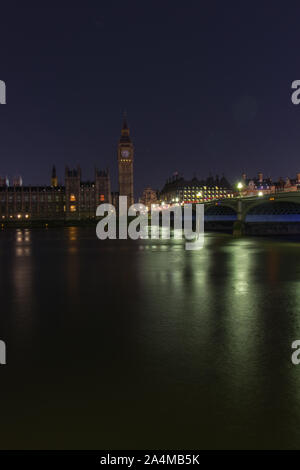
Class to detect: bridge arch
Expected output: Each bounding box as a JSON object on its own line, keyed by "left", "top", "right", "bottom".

{"left": 204, "top": 203, "right": 237, "bottom": 221}
{"left": 244, "top": 200, "right": 300, "bottom": 216}
{"left": 244, "top": 200, "right": 300, "bottom": 222}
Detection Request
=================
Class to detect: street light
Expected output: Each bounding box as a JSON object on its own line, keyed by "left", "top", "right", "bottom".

{"left": 258, "top": 191, "right": 263, "bottom": 197}
{"left": 237, "top": 182, "right": 244, "bottom": 198}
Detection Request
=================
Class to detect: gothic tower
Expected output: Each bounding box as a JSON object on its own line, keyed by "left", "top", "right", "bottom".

{"left": 65, "top": 166, "right": 81, "bottom": 219}
{"left": 51, "top": 165, "right": 58, "bottom": 187}
{"left": 118, "top": 113, "right": 134, "bottom": 206}
{"left": 95, "top": 168, "right": 112, "bottom": 205}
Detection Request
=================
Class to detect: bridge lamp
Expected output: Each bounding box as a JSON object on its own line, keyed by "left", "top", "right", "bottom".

{"left": 258, "top": 191, "right": 263, "bottom": 197}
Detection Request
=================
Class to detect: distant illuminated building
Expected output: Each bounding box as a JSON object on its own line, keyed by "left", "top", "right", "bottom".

{"left": 160, "top": 174, "right": 233, "bottom": 204}
{"left": 139, "top": 187, "right": 158, "bottom": 209}
{"left": 241, "top": 172, "right": 300, "bottom": 196}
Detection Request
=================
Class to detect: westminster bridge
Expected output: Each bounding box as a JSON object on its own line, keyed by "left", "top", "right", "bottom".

{"left": 204, "top": 191, "right": 300, "bottom": 235}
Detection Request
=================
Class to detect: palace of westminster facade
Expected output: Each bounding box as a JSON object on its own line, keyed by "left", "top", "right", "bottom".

{"left": 0, "top": 114, "right": 234, "bottom": 221}
{"left": 0, "top": 116, "right": 134, "bottom": 221}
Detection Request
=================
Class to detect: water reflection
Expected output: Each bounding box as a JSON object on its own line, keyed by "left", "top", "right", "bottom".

{"left": 11, "top": 229, "right": 35, "bottom": 339}
{"left": 1, "top": 230, "right": 300, "bottom": 448}
{"left": 67, "top": 226, "right": 79, "bottom": 254}
{"left": 15, "top": 229, "right": 31, "bottom": 257}
{"left": 66, "top": 227, "right": 80, "bottom": 294}
{"left": 135, "top": 235, "right": 300, "bottom": 446}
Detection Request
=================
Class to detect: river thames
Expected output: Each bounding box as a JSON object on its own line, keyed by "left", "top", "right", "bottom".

{"left": 0, "top": 227, "right": 300, "bottom": 449}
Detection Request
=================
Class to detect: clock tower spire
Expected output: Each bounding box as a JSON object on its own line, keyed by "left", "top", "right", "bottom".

{"left": 118, "top": 112, "right": 134, "bottom": 206}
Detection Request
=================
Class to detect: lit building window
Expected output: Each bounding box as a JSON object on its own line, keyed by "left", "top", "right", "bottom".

{"left": 70, "top": 205, "right": 76, "bottom": 212}
{"left": 99, "top": 194, "right": 105, "bottom": 202}
{"left": 70, "top": 194, "right": 76, "bottom": 202}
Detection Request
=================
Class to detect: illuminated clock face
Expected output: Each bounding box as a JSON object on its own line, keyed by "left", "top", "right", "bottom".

{"left": 121, "top": 150, "right": 130, "bottom": 158}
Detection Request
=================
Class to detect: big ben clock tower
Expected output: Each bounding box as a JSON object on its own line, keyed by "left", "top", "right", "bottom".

{"left": 118, "top": 113, "right": 134, "bottom": 206}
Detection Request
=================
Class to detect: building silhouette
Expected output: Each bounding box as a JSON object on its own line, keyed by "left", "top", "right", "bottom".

{"left": 0, "top": 115, "right": 137, "bottom": 221}
{"left": 0, "top": 166, "right": 111, "bottom": 221}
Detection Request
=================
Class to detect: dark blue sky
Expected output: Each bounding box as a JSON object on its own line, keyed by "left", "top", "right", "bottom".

{"left": 0, "top": 2, "right": 300, "bottom": 196}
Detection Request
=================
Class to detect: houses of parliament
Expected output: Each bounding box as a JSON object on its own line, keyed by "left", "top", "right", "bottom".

{"left": 0, "top": 115, "right": 134, "bottom": 221}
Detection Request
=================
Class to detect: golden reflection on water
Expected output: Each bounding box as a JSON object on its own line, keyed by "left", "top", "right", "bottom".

{"left": 12, "top": 229, "right": 35, "bottom": 337}
{"left": 66, "top": 227, "right": 80, "bottom": 295}
{"left": 15, "top": 229, "right": 31, "bottom": 257}
{"left": 67, "top": 226, "right": 79, "bottom": 254}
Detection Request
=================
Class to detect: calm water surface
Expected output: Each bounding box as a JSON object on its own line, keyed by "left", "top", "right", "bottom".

{"left": 0, "top": 227, "right": 300, "bottom": 449}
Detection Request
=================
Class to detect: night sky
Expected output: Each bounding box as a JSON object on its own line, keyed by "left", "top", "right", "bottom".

{"left": 0, "top": 3, "right": 300, "bottom": 196}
